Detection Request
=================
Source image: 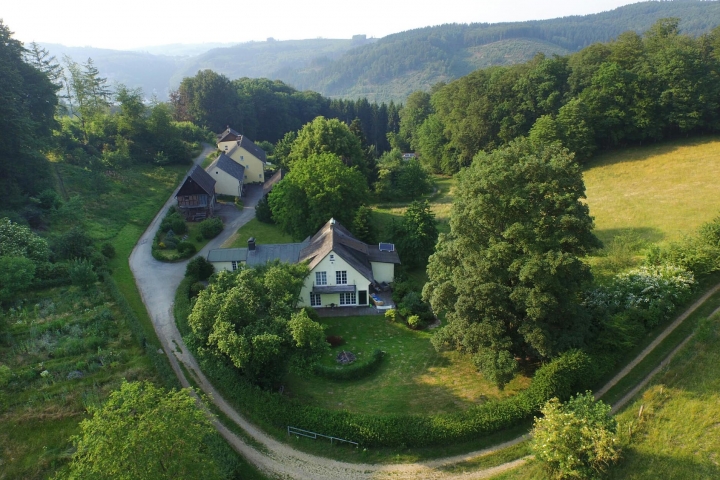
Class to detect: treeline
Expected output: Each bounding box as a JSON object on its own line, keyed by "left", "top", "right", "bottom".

{"left": 283, "top": 0, "right": 720, "bottom": 97}
{"left": 404, "top": 19, "right": 720, "bottom": 174}
{"left": 171, "top": 72, "right": 400, "bottom": 152}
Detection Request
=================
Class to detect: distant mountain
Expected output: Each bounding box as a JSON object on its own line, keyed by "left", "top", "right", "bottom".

{"left": 44, "top": 1, "right": 720, "bottom": 103}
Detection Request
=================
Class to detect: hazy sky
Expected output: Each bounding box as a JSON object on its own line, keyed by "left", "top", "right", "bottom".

{"left": 3, "top": 0, "right": 643, "bottom": 50}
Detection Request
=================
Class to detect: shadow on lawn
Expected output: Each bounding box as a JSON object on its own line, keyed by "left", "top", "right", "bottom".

{"left": 593, "top": 226, "right": 665, "bottom": 246}
{"left": 585, "top": 135, "right": 720, "bottom": 171}
{"left": 608, "top": 450, "right": 720, "bottom": 479}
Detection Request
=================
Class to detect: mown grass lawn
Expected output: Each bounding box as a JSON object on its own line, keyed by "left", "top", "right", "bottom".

{"left": 285, "top": 315, "right": 530, "bottom": 415}
{"left": 224, "top": 218, "right": 295, "bottom": 248}
{"left": 584, "top": 136, "right": 720, "bottom": 246}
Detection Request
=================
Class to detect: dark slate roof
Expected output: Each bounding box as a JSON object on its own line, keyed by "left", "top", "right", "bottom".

{"left": 299, "top": 219, "right": 376, "bottom": 283}
{"left": 246, "top": 241, "right": 308, "bottom": 266}
{"left": 227, "top": 136, "right": 267, "bottom": 164}
{"left": 367, "top": 245, "right": 401, "bottom": 264}
{"left": 217, "top": 127, "right": 241, "bottom": 142}
{"left": 210, "top": 153, "right": 245, "bottom": 181}
{"left": 207, "top": 248, "right": 247, "bottom": 262}
{"left": 179, "top": 165, "right": 216, "bottom": 197}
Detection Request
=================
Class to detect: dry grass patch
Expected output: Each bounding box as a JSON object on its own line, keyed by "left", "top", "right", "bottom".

{"left": 584, "top": 136, "right": 720, "bottom": 247}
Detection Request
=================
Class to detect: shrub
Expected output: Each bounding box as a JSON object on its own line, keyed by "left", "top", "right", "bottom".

{"left": 385, "top": 309, "right": 398, "bottom": 323}
{"left": 255, "top": 194, "right": 274, "bottom": 223}
{"left": 190, "top": 281, "right": 206, "bottom": 298}
{"left": 407, "top": 315, "right": 421, "bottom": 329}
{"left": 160, "top": 211, "right": 187, "bottom": 235}
{"left": 69, "top": 258, "right": 98, "bottom": 289}
{"left": 312, "top": 350, "right": 384, "bottom": 381}
{"left": 199, "top": 218, "right": 223, "bottom": 239}
{"left": 0, "top": 364, "right": 10, "bottom": 388}
{"left": 0, "top": 256, "right": 36, "bottom": 303}
{"left": 185, "top": 256, "right": 214, "bottom": 280}
{"left": 532, "top": 392, "right": 621, "bottom": 479}
{"left": 52, "top": 226, "right": 94, "bottom": 260}
{"left": 100, "top": 242, "right": 116, "bottom": 259}
{"left": 326, "top": 335, "right": 344, "bottom": 347}
{"left": 301, "top": 306, "right": 320, "bottom": 322}
{"left": 176, "top": 242, "right": 197, "bottom": 257}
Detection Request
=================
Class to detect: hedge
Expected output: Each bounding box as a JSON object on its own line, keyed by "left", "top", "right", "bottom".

{"left": 311, "top": 349, "right": 385, "bottom": 381}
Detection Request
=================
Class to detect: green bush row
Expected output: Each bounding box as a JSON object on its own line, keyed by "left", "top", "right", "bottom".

{"left": 102, "top": 272, "right": 179, "bottom": 389}
{"left": 311, "top": 350, "right": 384, "bottom": 381}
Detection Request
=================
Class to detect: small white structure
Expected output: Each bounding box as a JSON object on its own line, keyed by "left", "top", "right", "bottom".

{"left": 207, "top": 153, "right": 245, "bottom": 197}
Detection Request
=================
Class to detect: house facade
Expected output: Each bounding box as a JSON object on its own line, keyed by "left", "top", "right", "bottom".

{"left": 217, "top": 127, "right": 267, "bottom": 184}
{"left": 207, "top": 153, "right": 245, "bottom": 197}
{"left": 206, "top": 219, "right": 400, "bottom": 307}
{"left": 176, "top": 165, "right": 216, "bottom": 220}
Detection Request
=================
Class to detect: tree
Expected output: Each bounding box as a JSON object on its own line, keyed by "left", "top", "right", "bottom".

{"left": 351, "top": 205, "right": 375, "bottom": 244}
{"left": 62, "top": 380, "right": 221, "bottom": 480}
{"left": 185, "top": 256, "right": 215, "bottom": 281}
{"left": 188, "top": 262, "right": 326, "bottom": 386}
{"left": 268, "top": 153, "right": 369, "bottom": 240}
{"left": 0, "top": 256, "right": 36, "bottom": 304}
{"left": 0, "top": 217, "right": 50, "bottom": 262}
{"left": 423, "top": 138, "right": 600, "bottom": 387}
{"left": 287, "top": 116, "right": 371, "bottom": 183}
{"left": 392, "top": 201, "right": 438, "bottom": 269}
{"left": 532, "top": 392, "right": 621, "bottom": 479}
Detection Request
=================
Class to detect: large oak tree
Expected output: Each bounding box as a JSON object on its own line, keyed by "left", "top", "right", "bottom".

{"left": 423, "top": 138, "right": 601, "bottom": 387}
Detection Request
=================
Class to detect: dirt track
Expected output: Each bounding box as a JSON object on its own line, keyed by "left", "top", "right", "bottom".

{"left": 127, "top": 146, "right": 720, "bottom": 478}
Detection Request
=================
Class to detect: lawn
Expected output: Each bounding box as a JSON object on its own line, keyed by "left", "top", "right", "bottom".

{"left": 584, "top": 136, "right": 720, "bottom": 247}
{"left": 224, "top": 217, "right": 295, "bottom": 248}
{"left": 285, "top": 315, "right": 530, "bottom": 415}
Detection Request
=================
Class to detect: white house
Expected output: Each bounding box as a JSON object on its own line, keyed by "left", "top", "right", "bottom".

{"left": 217, "top": 127, "right": 267, "bottom": 184}
{"left": 206, "top": 219, "right": 401, "bottom": 307}
{"left": 207, "top": 153, "right": 245, "bottom": 197}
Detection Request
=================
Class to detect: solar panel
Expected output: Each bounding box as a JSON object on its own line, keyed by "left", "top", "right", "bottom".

{"left": 379, "top": 242, "right": 395, "bottom": 252}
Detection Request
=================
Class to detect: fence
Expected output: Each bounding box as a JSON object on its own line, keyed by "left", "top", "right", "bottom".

{"left": 287, "top": 426, "right": 358, "bottom": 447}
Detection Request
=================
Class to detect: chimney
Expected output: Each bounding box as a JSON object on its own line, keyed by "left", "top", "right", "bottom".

{"left": 248, "top": 237, "right": 256, "bottom": 251}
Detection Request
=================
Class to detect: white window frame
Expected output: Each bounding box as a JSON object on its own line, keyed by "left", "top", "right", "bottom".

{"left": 310, "top": 293, "right": 322, "bottom": 306}
{"left": 315, "top": 271, "right": 327, "bottom": 286}
{"left": 336, "top": 271, "right": 347, "bottom": 285}
{"left": 231, "top": 261, "right": 238, "bottom": 271}
{"left": 339, "top": 292, "right": 356, "bottom": 305}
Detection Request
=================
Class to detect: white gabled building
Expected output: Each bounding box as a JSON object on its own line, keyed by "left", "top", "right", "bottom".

{"left": 206, "top": 219, "right": 401, "bottom": 308}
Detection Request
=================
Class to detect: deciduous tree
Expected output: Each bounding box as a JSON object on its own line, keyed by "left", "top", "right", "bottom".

{"left": 424, "top": 138, "right": 600, "bottom": 387}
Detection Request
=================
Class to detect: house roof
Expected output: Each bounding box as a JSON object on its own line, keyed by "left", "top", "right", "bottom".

{"left": 207, "top": 248, "right": 247, "bottom": 263}
{"left": 217, "top": 127, "right": 241, "bottom": 142}
{"left": 209, "top": 153, "right": 245, "bottom": 181}
{"left": 298, "top": 218, "right": 400, "bottom": 283}
{"left": 178, "top": 165, "right": 216, "bottom": 197}
{"left": 207, "top": 219, "right": 400, "bottom": 281}
{"left": 227, "top": 136, "right": 267, "bottom": 164}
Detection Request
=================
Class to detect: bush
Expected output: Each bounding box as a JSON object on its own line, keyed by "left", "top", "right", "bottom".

{"left": 0, "top": 256, "right": 36, "bottom": 303}
{"left": 69, "top": 258, "right": 98, "bottom": 289}
{"left": 199, "top": 218, "right": 223, "bottom": 239}
{"left": 255, "top": 195, "right": 274, "bottom": 223}
{"left": 326, "top": 335, "right": 344, "bottom": 347}
{"left": 190, "top": 281, "right": 206, "bottom": 298}
{"left": 385, "top": 309, "right": 398, "bottom": 323}
{"left": 301, "top": 307, "right": 320, "bottom": 322}
{"left": 186, "top": 256, "right": 215, "bottom": 280}
{"left": 160, "top": 211, "right": 187, "bottom": 235}
{"left": 176, "top": 242, "right": 197, "bottom": 257}
{"left": 407, "top": 315, "right": 421, "bottom": 329}
{"left": 312, "top": 350, "right": 384, "bottom": 381}
{"left": 532, "top": 392, "right": 621, "bottom": 479}
{"left": 52, "top": 226, "right": 94, "bottom": 260}
{"left": 100, "top": 242, "right": 116, "bottom": 259}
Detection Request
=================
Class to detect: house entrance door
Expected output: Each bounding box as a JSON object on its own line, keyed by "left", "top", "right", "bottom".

{"left": 358, "top": 290, "right": 368, "bottom": 305}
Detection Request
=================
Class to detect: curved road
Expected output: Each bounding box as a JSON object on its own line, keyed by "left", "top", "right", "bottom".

{"left": 128, "top": 145, "right": 720, "bottom": 479}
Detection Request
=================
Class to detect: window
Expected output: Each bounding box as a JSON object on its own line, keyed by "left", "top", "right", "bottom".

{"left": 339, "top": 292, "right": 356, "bottom": 305}
{"left": 315, "top": 271, "right": 327, "bottom": 286}
{"left": 310, "top": 293, "right": 321, "bottom": 306}
{"left": 231, "top": 261, "right": 238, "bottom": 271}
{"left": 329, "top": 254, "right": 335, "bottom": 261}
{"left": 241, "top": 155, "right": 244, "bottom": 160}
{"left": 336, "top": 271, "right": 347, "bottom": 285}
{"left": 259, "top": 174, "right": 262, "bottom": 178}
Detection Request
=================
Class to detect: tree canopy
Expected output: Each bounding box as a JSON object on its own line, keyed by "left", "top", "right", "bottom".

{"left": 268, "top": 152, "right": 369, "bottom": 240}
{"left": 62, "top": 381, "right": 221, "bottom": 480}
{"left": 188, "top": 263, "right": 326, "bottom": 386}
{"left": 424, "top": 138, "right": 600, "bottom": 387}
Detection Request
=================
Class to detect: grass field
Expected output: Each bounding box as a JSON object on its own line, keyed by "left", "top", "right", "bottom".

{"left": 224, "top": 218, "right": 294, "bottom": 248}
{"left": 584, "top": 136, "right": 720, "bottom": 246}
{"left": 285, "top": 315, "right": 530, "bottom": 415}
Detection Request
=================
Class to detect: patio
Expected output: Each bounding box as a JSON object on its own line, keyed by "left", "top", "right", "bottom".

{"left": 314, "top": 289, "right": 395, "bottom": 318}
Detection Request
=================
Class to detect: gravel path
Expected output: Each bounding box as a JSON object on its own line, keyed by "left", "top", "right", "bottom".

{"left": 127, "top": 146, "right": 720, "bottom": 478}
